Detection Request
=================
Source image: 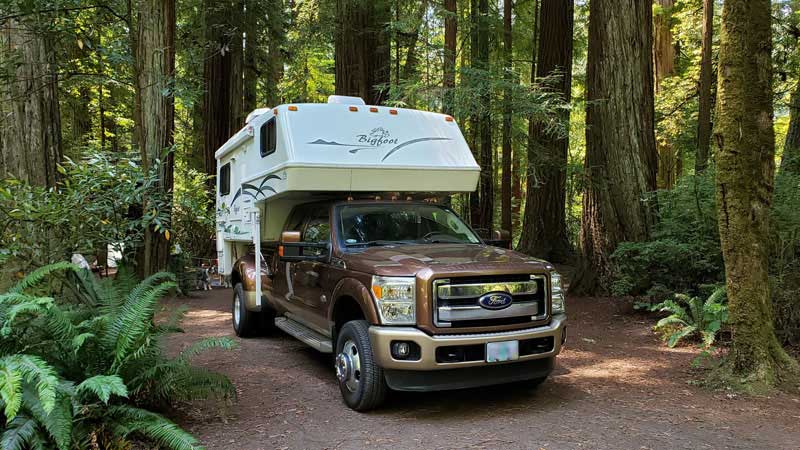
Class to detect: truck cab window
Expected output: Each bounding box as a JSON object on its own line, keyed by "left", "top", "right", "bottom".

{"left": 219, "top": 163, "right": 231, "bottom": 195}
{"left": 302, "top": 212, "right": 330, "bottom": 256}
{"left": 260, "top": 117, "right": 277, "bottom": 157}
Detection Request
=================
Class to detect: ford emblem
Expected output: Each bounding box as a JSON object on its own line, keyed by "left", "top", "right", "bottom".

{"left": 478, "top": 292, "right": 513, "bottom": 310}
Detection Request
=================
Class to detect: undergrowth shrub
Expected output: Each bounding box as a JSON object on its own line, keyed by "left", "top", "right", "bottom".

{"left": 612, "top": 170, "right": 800, "bottom": 345}
{"left": 610, "top": 173, "right": 722, "bottom": 300}
{"left": 639, "top": 286, "right": 728, "bottom": 348}
{"left": 0, "top": 263, "right": 235, "bottom": 449}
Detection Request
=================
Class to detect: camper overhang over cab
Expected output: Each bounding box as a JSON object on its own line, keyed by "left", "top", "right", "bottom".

{"left": 215, "top": 95, "right": 480, "bottom": 305}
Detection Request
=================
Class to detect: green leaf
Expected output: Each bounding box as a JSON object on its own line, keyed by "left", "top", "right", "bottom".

{"left": 1, "top": 414, "right": 40, "bottom": 450}
{"left": 77, "top": 375, "right": 128, "bottom": 403}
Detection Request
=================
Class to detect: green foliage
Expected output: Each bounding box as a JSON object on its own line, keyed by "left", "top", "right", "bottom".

{"left": 644, "top": 286, "right": 728, "bottom": 348}
{"left": 0, "top": 152, "right": 171, "bottom": 285}
{"left": 610, "top": 172, "right": 722, "bottom": 299}
{"left": 0, "top": 263, "right": 235, "bottom": 449}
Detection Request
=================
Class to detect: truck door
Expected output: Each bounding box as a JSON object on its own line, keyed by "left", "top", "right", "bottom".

{"left": 289, "top": 207, "right": 332, "bottom": 332}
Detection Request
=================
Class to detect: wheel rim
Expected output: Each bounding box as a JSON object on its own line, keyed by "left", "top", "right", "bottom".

{"left": 233, "top": 294, "right": 241, "bottom": 327}
{"left": 336, "top": 340, "right": 361, "bottom": 392}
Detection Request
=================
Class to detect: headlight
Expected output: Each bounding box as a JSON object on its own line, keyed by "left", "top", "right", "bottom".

{"left": 551, "top": 271, "right": 566, "bottom": 314}
{"left": 371, "top": 276, "right": 416, "bottom": 325}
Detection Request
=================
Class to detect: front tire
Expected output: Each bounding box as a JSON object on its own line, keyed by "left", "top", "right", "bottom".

{"left": 232, "top": 283, "right": 259, "bottom": 337}
{"left": 335, "top": 320, "right": 387, "bottom": 411}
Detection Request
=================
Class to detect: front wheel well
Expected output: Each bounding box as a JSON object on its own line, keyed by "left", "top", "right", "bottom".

{"left": 230, "top": 269, "right": 242, "bottom": 287}
{"left": 332, "top": 296, "right": 366, "bottom": 335}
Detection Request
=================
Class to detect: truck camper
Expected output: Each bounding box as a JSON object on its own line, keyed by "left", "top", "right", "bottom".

{"left": 216, "top": 95, "right": 566, "bottom": 410}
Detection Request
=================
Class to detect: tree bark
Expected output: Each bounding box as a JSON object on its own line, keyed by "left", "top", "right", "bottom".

{"left": 0, "top": 18, "right": 62, "bottom": 187}
{"left": 653, "top": 0, "right": 675, "bottom": 93}
{"left": 571, "top": 0, "right": 658, "bottom": 294}
{"left": 134, "top": 0, "right": 176, "bottom": 276}
{"left": 654, "top": 0, "right": 678, "bottom": 189}
{"left": 781, "top": 82, "right": 800, "bottom": 174}
{"left": 714, "top": 0, "right": 799, "bottom": 385}
{"left": 517, "top": 0, "right": 574, "bottom": 263}
{"left": 334, "top": 0, "right": 391, "bottom": 105}
{"left": 500, "top": 0, "right": 513, "bottom": 235}
{"left": 442, "top": 0, "right": 457, "bottom": 116}
{"left": 202, "top": 0, "right": 244, "bottom": 190}
{"left": 696, "top": 0, "right": 714, "bottom": 173}
{"left": 401, "top": 0, "right": 427, "bottom": 83}
{"left": 265, "top": 0, "right": 285, "bottom": 107}
{"left": 476, "top": 0, "right": 493, "bottom": 232}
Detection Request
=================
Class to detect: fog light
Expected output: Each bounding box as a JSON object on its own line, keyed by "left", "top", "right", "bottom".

{"left": 390, "top": 341, "right": 420, "bottom": 360}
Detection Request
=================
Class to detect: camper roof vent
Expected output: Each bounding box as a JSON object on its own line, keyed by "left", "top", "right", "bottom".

{"left": 327, "top": 95, "right": 366, "bottom": 105}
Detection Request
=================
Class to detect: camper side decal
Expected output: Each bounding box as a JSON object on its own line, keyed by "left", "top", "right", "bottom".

{"left": 308, "top": 127, "right": 451, "bottom": 161}
{"left": 218, "top": 174, "right": 284, "bottom": 235}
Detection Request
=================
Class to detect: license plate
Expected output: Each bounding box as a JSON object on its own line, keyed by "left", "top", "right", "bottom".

{"left": 486, "top": 340, "right": 519, "bottom": 363}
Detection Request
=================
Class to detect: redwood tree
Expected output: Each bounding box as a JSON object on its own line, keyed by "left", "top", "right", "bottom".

{"left": 572, "top": 0, "right": 658, "bottom": 294}
{"left": 696, "top": 0, "right": 714, "bottom": 173}
{"left": 500, "top": 0, "right": 513, "bottom": 235}
{"left": 0, "top": 18, "right": 62, "bottom": 187}
{"left": 782, "top": 83, "right": 800, "bottom": 174}
{"left": 654, "top": 0, "right": 679, "bottom": 189}
{"left": 134, "top": 0, "right": 176, "bottom": 276}
{"left": 714, "top": 0, "right": 799, "bottom": 385}
{"left": 442, "top": 0, "right": 457, "bottom": 116}
{"left": 334, "top": 0, "right": 391, "bottom": 105}
{"left": 518, "top": 0, "right": 574, "bottom": 263}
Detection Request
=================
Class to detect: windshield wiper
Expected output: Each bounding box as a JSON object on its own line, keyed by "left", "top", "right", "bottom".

{"left": 345, "top": 240, "right": 409, "bottom": 247}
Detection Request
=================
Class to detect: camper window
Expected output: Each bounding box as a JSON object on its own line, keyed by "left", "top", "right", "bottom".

{"left": 260, "top": 117, "right": 277, "bottom": 157}
{"left": 219, "top": 163, "right": 231, "bottom": 195}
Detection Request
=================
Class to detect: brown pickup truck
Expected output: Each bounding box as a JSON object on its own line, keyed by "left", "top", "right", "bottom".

{"left": 229, "top": 199, "right": 567, "bottom": 410}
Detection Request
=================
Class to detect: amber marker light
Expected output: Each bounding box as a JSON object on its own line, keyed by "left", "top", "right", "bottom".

{"left": 445, "top": 116, "right": 454, "bottom": 122}
{"left": 288, "top": 105, "right": 298, "bottom": 111}
{"left": 389, "top": 109, "right": 398, "bottom": 115}
{"left": 371, "top": 285, "right": 383, "bottom": 299}
{"left": 349, "top": 106, "right": 359, "bottom": 112}
{"left": 273, "top": 108, "right": 278, "bottom": 115}
{"left": 278, "top": 246, "right": 284, "bottom": 257}
{"left": 370, "top": 107, "right": 379, "bottom": 113}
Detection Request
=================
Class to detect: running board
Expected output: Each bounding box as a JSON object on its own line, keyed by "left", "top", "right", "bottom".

{"left": 274, "top": 317, "right": 333, "bottom": 353}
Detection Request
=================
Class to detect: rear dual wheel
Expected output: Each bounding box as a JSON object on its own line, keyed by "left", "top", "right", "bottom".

{"left": 232, "top": 283, "right": 275, "bottom": 337}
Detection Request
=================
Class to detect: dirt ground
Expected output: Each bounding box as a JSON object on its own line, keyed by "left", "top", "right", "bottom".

{"left": 165, "top": 289, "right": 800, "bottom": 450}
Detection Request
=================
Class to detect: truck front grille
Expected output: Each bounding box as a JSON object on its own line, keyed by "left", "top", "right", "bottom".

{"left": 433, "top": 274, "right": 548, "bottom": 328}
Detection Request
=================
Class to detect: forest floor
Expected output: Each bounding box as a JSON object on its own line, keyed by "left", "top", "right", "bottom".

{"left": 166, "top": 289, "right": 800, "bottom": 450}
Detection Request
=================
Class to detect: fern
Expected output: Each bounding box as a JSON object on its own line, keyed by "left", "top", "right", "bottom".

{"left": 109, "top": 405, "right": 201, "bottom": 450}
{"left": 651, "top": 286, "right": 728, "bottom": 348}
{"left": 0, "top": 355, "right": 60, "bottom": 418}
{"left": 22, "top": 385, "right": 72, "bottom": 450}
{"left": 76, "top": 375, "right": 128, "bottom": 404}
{"left": 9, "top": 262, "right": 81, "bottom": 294}
{"left": 1, "top": 413, "right": 40, "bottom": 450}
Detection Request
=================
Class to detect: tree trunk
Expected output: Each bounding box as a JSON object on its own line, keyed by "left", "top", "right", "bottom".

{"left": 514, "top": 0, "right": 539, "bottom": 237}
{"left": 401, "top": 0, "right": 427, "bottom": 83}
{"left": 781, "top": 83, "right": 800, "bottom": 174}
{"left": 696, "top": 0, "right": 714, "bottom": 173}
{"left": 654, "top": 0, "right": 678, "bottom": 189}
{"left": 243, "top": 0, "right": 261, "bottom": 113}
{"left": 518, "top": 0, "right": 574, "bottom": 263}
{"left": 653, "top": 0, "right": 675, "bottom": 93}
{"left": 202, "top": 0, "right": 244, "bottom": 190}
{"left": 0, "top": 18, "right": 62, "bottom": 187}
{"left": 265, "top": 0, "right": 285, "bottom": 107}
{"left": 714, "top": 0, "right": 799, "bottom": 385}
{"left": 334, "top": 0, "right": 391, "bottom": 105}
{"left": 442, "top": 0, "right": 457, "bottom": 116}
{"left": 571, "top": 0, "right": 658, "bottom": 294}
{"left": 500, "top": 0, "right": 513, "bottom": 235}
{"left": 134, "top": 0, "right": 176, "bottom": 277}
{"left": 476, "top": 0, "right": 493, "bottom": 232}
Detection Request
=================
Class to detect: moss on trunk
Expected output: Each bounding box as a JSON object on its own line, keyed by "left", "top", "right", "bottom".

{"left": 713, "top": 0, "right": 799, "bottom": 389}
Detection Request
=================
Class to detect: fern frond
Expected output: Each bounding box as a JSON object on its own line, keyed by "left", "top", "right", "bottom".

{"left": 666, "top": 325, "right": 697, "bottom": 347}
{"left": 22, "top": 385, "right": 72, "bottom": 450}
{"left": 77, "top": 375, "right": 128, "bottom": 404}
{"left": 10, "top": 262, "right": 81, "bottom": 294}
{"left": 0, "top": 297, "right": 54, "bottom": 336}
{"left": 109, "top": 405, "right": 200, "bottom": 450}
{"left": 0, "top": 355, "right": 60, "bottom": 419}
{"left": 654, "top": 316, "right": 688, "bottom": 329}
{"left": 176, "top": 337, "right": 237, "bottom": 363}
{"left": 1, "top": 413, "right": 40, "bottom": 450}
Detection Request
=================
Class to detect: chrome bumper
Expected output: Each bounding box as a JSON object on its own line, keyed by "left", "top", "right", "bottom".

{"left": 368, "top": 314, "right": 566, "bottom": 370}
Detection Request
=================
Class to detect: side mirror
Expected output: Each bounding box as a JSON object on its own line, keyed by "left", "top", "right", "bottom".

{"left": 279, "top": 231, "right": 330, "bottom": 262}
{"left": 485, "top": 229, "right": 512, "bottom": 249}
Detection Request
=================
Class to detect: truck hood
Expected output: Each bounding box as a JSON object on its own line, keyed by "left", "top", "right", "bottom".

{"left": 339, "top": 243, "right": 552, "bottom": 277}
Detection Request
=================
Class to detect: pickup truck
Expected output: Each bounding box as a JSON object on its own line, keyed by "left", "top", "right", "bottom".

{"left": 229, "top": 199, "right": 567, "bottom": 411}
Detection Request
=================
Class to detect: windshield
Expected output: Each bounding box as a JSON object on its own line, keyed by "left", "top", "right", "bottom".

{"left": 338, "top": 203, "right": 481, "bottom": 248}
